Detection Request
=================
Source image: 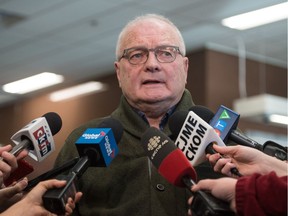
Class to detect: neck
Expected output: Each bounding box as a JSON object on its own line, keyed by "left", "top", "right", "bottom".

{"left": 131, "top": 101, "right": 172, "bottom": 129}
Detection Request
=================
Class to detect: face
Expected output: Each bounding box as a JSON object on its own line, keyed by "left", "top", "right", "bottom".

{"left": 114, "top": 19, "right": 188, "bottom": 111}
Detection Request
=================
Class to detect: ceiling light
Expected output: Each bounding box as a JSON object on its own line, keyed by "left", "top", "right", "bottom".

{"left": 221, "top": 2, "right": 288, "bottom": 30}
{"left": 2, "top": 72, "right": 64, "bottom": 94}
{"left": 49, "top": 81, "right": 108, "bottom": 102}
{"left": 268, "top": 114, "right": 288, "bottom": 126}
{"left": 233, "top": 94, "right": 288, "bottom": 127}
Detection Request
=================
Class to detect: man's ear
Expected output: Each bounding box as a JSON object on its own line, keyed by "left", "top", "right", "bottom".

{"left": 114, "top": 62, "right": 122, "bottom": 88}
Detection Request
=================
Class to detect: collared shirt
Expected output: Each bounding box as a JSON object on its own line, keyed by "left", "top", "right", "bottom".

{"left": 132, "top": 105, "right": 176, "bottom": 131}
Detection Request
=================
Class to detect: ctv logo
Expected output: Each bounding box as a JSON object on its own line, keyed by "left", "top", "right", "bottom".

{"left": 213, "top": 109, "right": 230, "bottom": 136}
{"left": 33, "top": 126, "right": 51, "bottom": 156}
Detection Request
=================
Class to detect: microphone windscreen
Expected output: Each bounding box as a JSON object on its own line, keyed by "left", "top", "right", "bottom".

{"left": 141, "top": 127, "right": 197, "bottom": 187}
{"left": 98, "top": 118, "right": 123, "bottom": 143}
{"left": 189, "top": 105, "right": 214, "bottom": 123}
{"left": 169, "top": 110, "right": 189, "bottom": 136}
{"left": 42, "top": 112, "right": 62, "bottom": 135}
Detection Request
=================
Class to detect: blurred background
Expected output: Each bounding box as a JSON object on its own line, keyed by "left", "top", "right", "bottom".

{"left": 0, "top": 0, "right": 287, "bottom": 178}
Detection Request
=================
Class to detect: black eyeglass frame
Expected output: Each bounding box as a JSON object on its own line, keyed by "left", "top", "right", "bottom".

{"left": 118, "top": 45, "right": 183, "bottom": 65}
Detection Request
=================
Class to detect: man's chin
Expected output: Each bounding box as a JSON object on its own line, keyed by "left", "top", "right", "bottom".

{"left": 141, "top": 94, "right": 169, "bottom": 104}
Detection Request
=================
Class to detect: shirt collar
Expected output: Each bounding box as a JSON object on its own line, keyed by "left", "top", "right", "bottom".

{"left": 132, "top": 105, "right": 176, "bottom": 130}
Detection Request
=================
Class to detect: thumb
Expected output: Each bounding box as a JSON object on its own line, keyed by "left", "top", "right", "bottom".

{"left": 191, "top": 179, "right": 214, "bottom": 192}
{"left": 213, "top": 145, "right": 235, "bottom": 155}
{"left": 31, "top": 179, "right": 67, "bottom": 194}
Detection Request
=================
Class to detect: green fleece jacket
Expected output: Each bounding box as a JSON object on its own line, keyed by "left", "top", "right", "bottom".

{"left": 54, "top": 89, "right": 221, "bottom": 216}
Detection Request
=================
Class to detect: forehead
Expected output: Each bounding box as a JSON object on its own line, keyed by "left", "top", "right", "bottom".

{"left": 121, "top": 20, "right": 179, "bottom": 49}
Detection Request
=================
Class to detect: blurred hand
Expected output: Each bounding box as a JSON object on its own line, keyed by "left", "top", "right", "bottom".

{"left": 0, "top": 177, "right": 28, "bottom": 210}
{"left": 1, "top": 179, "right": 82, "bottom": 216}
{"left": 0, "top": 145, "right": 28, "bottom": 185}
{"left": 188, "top": 177, "right": 237, "bottom": 215}
{"left": 207, "top": 144, "right": 287, "bottom": 177}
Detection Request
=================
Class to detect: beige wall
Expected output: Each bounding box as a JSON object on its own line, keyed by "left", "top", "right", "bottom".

{"left": 0, "top": 49, "right": 286, "bottom": 179}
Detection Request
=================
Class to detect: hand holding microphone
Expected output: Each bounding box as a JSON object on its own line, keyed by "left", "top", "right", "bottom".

{"left": 191, "top": 105, "right": 287, "bottom": 161}
{"left": 188, "top": 177, "right": 238, "bottom": 215}
{"left": 9, "top": 112, "right": 62, "bottom": 161}
{"left": 1, "top": 112, "right": 62, "bottom": 187}
{"left": 0, "top": 179, "right": 82, "bottom": 216}
{"left": 0, "top": 145, "right": 28, "bottom": 187}
{"left": 207, "top": 144, "right": 288, "bottom": 177}
{"left": 42, "top": 117, "right": 123, "bottom": 215}
{"left": 141, "top": 127, "right": 235, "bottom": 216}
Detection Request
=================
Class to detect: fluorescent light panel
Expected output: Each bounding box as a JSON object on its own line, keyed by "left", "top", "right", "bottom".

{"left": 222, "top": 2, "right": 288, "bottom": 30}
{"left": 268, "top": 114, "right": 288, "bottom": 126}
{"left": 2, "top": 72, "right": 64, "bottom": 94}
{"left": 49, "top": 81, "right": 107, "bottom": 102}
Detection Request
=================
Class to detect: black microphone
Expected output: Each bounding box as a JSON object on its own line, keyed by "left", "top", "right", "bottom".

{"left": 192, "top": 105, "right": 288, "bottom": 161}
{"left": 42, "top": 117, "right": 123, "bottom": 215}
{"left": 141, "top": 127, "right": 234, "bottom": 216}
{"left": 191, "top": 105, "right": 263, "bottom": 150}
{"left": 262, "top": 140, "right": 287, "bottom": 161}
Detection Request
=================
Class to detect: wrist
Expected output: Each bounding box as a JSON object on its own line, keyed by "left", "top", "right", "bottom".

{"left": 262, "top": 156, "right": 287, "bottom": 176}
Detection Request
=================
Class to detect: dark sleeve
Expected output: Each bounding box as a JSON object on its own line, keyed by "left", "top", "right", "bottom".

{"left": 236, "top": 172, "right": 287, "bottom": 216}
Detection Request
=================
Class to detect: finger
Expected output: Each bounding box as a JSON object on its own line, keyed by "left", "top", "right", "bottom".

{"left": 0, "top": 178, "right": 28, "bottom": 199}
{"left": 0, "top": 161, "right": 12, "bottom": 180}
{"left": 213, "top": 145, "right": 238, "bottom": 156}
{"left": 65, "top": 198, "right": 74, "bottom": 215}
{"left": 208, "top": 153, "right": 221, "bottom": 165}
{"left": 222, "top": 162, "right": 237, "bottom": 176}
{"left": 0, "top": 170, "right": 3, "bottom": 186}
{"left": 16, "top": 150, "right": 29, "bottom": 160}
{"left": 191, "top": 179, "right": 213, "bottom": 192}
{"left": 187, "top": 196, "right": 193, "bottom": 205}
{"left": 34, "top": 179, "right": 66, "bottom": 194}
{"left": 0, "top": 145, "right": 12, "bottom": 155}
{"left": 192, "top": 179, "right": 215, "bottom": 192}
{"left": 74, "top": 192, "right": 83, "bottom": 203}
{"left": 1, "top": 151, "right": 18, "bottom": 171}
{"left": 213, "top": 158, "right": 231, "bottom": 172}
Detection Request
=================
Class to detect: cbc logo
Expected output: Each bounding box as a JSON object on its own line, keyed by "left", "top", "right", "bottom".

{"left": 148, "top": 136, "right": 160, "bottom": 151}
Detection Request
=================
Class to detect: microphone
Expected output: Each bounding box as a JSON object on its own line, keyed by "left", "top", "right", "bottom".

{"left": 2, "top": 112, "right": 62, "bottom": 186}
{"left": 9, "top": 112, "right": 62, "bottom": 161}
{"left": 42, "top": 117, "right": 123, "bottom": 215}
{"left": 199, "top": 105, "right": 263, "bottom": 150}
{"left": 141, "top": 127, "right": 234, "bottom": 216}
{"left": 169, "top": 109, "right": 242, "bottom": 177}
{"left": 168, "top": 110, "right": 227, "bottom": 166}
{"left": 191, "top": 105, "right": 288, "bottom": 161}
{"left": 262, "top": 140, "right": 287, "bottom": 161}
{"left": 75, "top": 117, "right": 123, "bottom": 167}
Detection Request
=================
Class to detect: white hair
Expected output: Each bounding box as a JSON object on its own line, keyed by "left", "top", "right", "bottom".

{"left": 115, "top": 14, "right": 186, "bottom": 60}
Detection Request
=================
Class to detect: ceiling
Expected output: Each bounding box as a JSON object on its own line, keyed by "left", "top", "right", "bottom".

{"left": 0, "top": 0, "right": 287, "bottom": 106}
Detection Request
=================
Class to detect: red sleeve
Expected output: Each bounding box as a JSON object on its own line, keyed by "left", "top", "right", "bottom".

{"left": 236, "top": 171, "right": 287, "bottom": 216}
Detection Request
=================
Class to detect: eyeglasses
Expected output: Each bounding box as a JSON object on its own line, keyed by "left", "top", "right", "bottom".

{"left": 119, "top": 45, "right": 183, "bottom": 65}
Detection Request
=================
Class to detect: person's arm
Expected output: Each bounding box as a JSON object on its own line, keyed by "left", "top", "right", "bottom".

{"left": 236, "top": 172, "right": 287, "bottom": 216}
{"left": 190, "top": 172, "right": 288, "bottom": 216}
{"left": 207, "top": 144, "right": 287, "bottom": 177}
{"left": 0, "top": 179, "right": 82, "bottom": 216}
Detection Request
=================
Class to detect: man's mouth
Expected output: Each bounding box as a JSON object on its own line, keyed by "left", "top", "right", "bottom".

{"left": 142, "top": 80, "right": 163, "bottom": 85}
